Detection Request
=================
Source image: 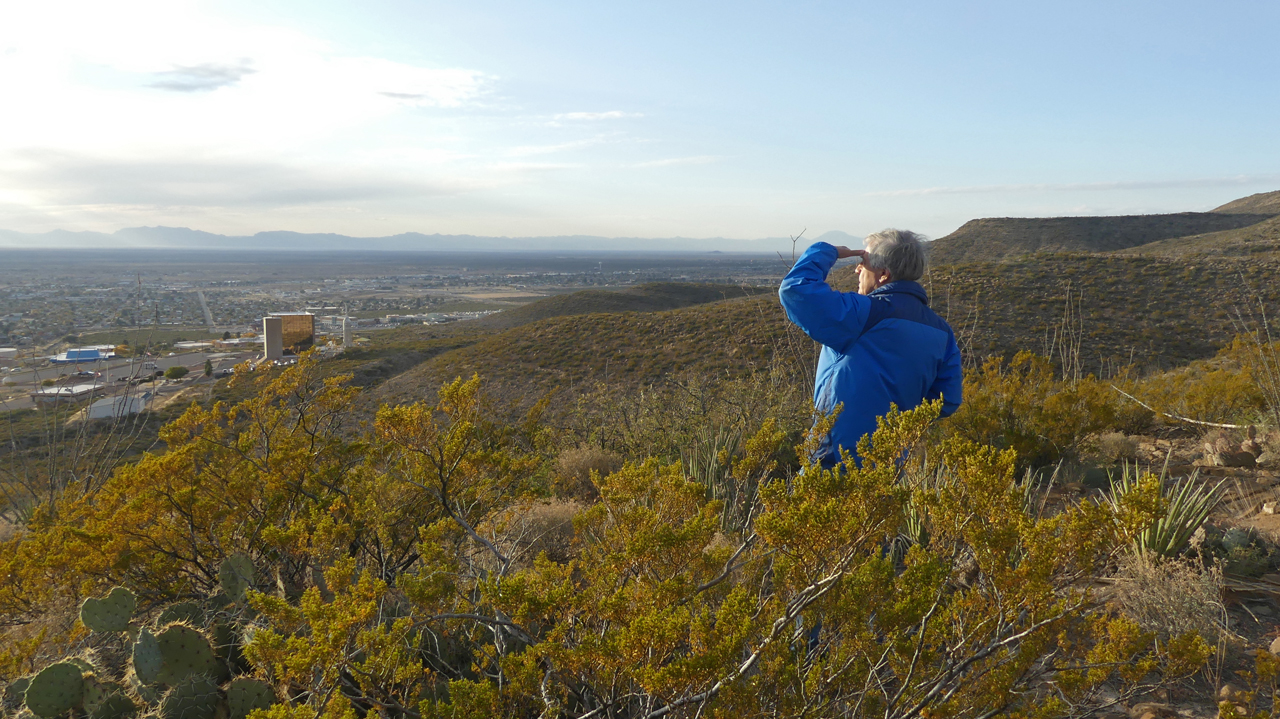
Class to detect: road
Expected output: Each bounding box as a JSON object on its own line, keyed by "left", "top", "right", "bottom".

{"left": 196, "top": 290, "right": 215, "bottom": 329}
{"left": 0, "top": 351, "right": 256, "bottom": 412}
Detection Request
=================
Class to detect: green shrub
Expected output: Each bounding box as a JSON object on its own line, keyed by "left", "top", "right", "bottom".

{"left": 0, "top": 359, "right": 1217, "bottom": 715}
{"left": 945, "top": 351, "right": 1127, "bottom": 468}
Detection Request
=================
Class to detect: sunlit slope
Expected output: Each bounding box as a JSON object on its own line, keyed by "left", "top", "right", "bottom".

{"left": 365, "top": 293, "right": 792, "bottom": 406}
{"left": 1212, "top": 190, "right": 1280, "bottom": 215}
{"left": 352, "top": 247, "right": 1280, "bottom": 415}
{"left": 928, "top": 212, "right": 1276, "bottom": 264}
{"left": 475, "top": 282, "right": 771, "bottom": 330}
{"left": 914, "top": 254, "right": 1280, "bottom": 371}
{"left": 1117, "top": 214, "right": 1280, "bottom": 257}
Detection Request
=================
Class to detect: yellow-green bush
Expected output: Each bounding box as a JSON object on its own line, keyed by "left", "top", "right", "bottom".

{"left": 944, "top": 351, "right": 1133, "bottom": 467}
{"left": 0, "top": 359, "right": 1217, "bottom": 716}
{"left": 1129, "top": 335, "right": 1269, "bottom": 425}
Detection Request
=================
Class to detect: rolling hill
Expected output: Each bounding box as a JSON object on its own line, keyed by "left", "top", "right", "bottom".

{"left": 927, "top": 212, "right": 1276, "bottom": 264}
{"left": 1212, "top": 190, "right": 1280, "bottom": 215}
{"left": 344, "top": 253, "right": 1280, "bottom": 417}
{"left": 326, "top": 190, "right": 1280, "bottom": 414}
{"left": 926, "top": 190, "right": 1280, "bottom": 264}
{"left": 473, "top": 282, "right": 771, "bottom": 330}
{"left": 329, "top": 282, "right": 785, "bottom": 399}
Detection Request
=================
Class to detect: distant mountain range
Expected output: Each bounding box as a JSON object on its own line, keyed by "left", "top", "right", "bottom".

{"left": 0, "top": 226, "right": 861, "bottom": 254}
{"left": 928, "top": 190, "right": 1280, "bottom": 264}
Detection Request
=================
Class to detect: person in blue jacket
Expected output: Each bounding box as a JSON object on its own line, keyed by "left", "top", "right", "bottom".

{"left": 779, "top": 229, "right": 962, "bottom": 468}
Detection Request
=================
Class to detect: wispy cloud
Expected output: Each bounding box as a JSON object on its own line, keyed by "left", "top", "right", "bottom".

{"left": 508, "top": 136, "right": 612, "bottom": 157}
{"left": 555, "top": 111, "right": 641, "bottom": 121}
{"left": 147, "top": 60, "right": 256, "bottom": 92}
{"left": 487, "top": 162, "right": 583, "bottom": 175}
{"left": 866, "top": 174, "right": 1280, "bottom": 197}
{"left": 4, "top": 149, "right": 452, "bottom": 207}
{"left": 632, "top": 155, "right": 719, "bottom": 168}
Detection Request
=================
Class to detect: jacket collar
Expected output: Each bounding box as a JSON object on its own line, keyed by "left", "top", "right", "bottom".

{"left": 869, "top": 280, "right": 929, "bottom": 306}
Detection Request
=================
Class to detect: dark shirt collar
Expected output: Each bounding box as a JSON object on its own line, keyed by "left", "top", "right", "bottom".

{"left": 869, "top": 280, "right": 929, "bottom": 306}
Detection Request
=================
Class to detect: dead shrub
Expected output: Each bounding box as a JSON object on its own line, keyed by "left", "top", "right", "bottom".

{"left": 1095, "top": 431, "right": 1138, "bottom": 463}
{"left": 555, "top": 445, "right": 622, "bottom": 501}
{"left": 490, "top": 499, "right": 583, "bottom": 569}
{"left": 1109, "top": 553, "right": 1231, "bottom": 646}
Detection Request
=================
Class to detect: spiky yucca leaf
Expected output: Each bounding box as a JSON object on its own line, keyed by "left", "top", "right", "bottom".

{"left": 1105, "top": 462, "right": 1224, "bottom": 558}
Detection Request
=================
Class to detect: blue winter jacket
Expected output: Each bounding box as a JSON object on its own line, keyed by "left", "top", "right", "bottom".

{"left": 778, "top": 242, "right": 963, "bottom": 467}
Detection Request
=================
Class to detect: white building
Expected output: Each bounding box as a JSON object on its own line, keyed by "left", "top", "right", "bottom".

{"left": 87, "top": 393, "right": 151, "bottom": 420}
{"left": 30, "top": 383, "right": 100, "bottom": 405}
{"left": 263, "top": 316, "right": 284, "bottom": 360}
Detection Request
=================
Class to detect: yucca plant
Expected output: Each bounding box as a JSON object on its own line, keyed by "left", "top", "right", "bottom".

{"left": 681, "top": 423, "right": 746, "bottom": 529}
{"left": 1104, "top": 460, "right": 1225, "bottom": 557}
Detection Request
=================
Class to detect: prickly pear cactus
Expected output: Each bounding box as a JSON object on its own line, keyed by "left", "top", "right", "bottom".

{"left": 158, "top": 676, "right": 221, "bottom": 719}
{"left": 218, "top": 554, "right": 255, "bottom": 604}
{"left": 210, "top": 623, "right": 248, "bottom": 675}
{"left": 154, "top": 624, "right": 225, "bottom": 686}
{"left": 23, "top": 662, "right": 84, "bottom": 719}
{"left": 3, "top": 677, "right": 30, "bottom": 711}
{"left": 125, "top": 673, "right": 160, "bottom": 706}
{"left": 132, "top": 628, "right": 164, "bottom": 687}
{"left": 81, "top": 675, "right": 123, "bottom": 714}
{"left": 88, "top": 692, "right": 137, "bottom": 719}
{"left": 157, "top": 602, "right": 204, "bottom": 628}
{"left": 225, "top": 679, "right": 273, "bottom": 719}
{"left": 1223, "top": 526, "right": 1252, "bottom": 552}
{"left": 80, "top": 587, "right": 138, "bottom": 633}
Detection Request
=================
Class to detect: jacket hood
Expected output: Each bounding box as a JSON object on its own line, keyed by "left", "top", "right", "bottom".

{"left": 869, "top": 280, "right": 929, "bottom": 306}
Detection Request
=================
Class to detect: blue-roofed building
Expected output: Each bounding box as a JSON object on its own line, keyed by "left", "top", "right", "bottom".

{"left": 51, "top": 347, "right": 115, "bottom": 364}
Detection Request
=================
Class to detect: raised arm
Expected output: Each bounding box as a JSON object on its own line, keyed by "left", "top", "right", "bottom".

{"left": 778, "top": 242, "right": 870, "bottom": 351}
{"left": 927, "top": 332, "right": 963, "bottom": 418}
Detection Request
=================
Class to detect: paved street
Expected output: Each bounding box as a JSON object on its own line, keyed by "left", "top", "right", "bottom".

{"left": 0, "top": 351, "right": 257, "bottom": 412}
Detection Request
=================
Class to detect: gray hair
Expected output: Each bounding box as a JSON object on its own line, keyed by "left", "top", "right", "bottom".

{"left": 863, "top": 228, "right": 927, "bottom": 282}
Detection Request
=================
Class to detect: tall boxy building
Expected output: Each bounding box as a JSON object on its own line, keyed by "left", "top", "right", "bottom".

{"left": 264, "top": 313, "right": 315, "bottom": 354}
{"left": 278, "top": 313, "right": 315, "bottom": 352}
{"left": 263, "top": 316, "right": 284, "bottom": 360}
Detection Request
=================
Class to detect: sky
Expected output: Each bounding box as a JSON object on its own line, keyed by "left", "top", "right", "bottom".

{"left": 1, "top": 0, "right": 1279, "bottom": 243}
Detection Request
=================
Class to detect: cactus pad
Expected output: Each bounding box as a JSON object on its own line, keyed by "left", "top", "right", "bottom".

{"left": 81, "top": 675, "right": 123, "bottom": 714}
{"left": 125, "top": 673, "right": 160, "bottom": 705}
{"left": 218, "top": 555, "right": 255, "bottom": 604}
{"left": 211, "top": 623, "right": 247, "bottom": 674}
{"left": 88, "top": 692, "right": 137, "bottom": 719}
{"left": 225, "top": 679, "right": 273, "bottom": 719}
{"left": 158, "top": 676, "right": 221, "bottom": 719}
{"left": 23, "top": 662, "right": 84, "bottom": 719}
{"left": 3, "top": 678, "right": 30, "bottom": 711}
{"left": 132, "top": 628, "right": 164, "bottom": 686}
{"left": 155, "top": 624, "right": 224, "bottom": 685}
{"left": 80, "top": 587, "right": 137, "bottom": 633}
{"left": 157, "top": 602, "right": 204, "bottom": 627}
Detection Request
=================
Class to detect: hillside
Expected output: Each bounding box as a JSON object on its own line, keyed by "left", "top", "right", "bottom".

{"left": 473, "top": 282, "right": 770, "bottom": 330}
{"left": 1212, "top": 189, "right": 1280, "bottom": 214}
{"left": 928, "top": 212, "right": 1275, "bottom": 264}
{"left": 363, "top": 292, "right": 794, "bottom": 409}
{"left": 1117, "top": 214, "right": 1280, "bottom": 257}
{"left": 320, "top": 282, "right": 763, "bottom": 387}
{"left": 338, "top": 250, "right": 1280, "bottom": 420}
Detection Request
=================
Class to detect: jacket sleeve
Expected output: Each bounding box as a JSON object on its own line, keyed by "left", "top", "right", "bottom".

{"left": 777, "top": 242, "right": 869, "bottom": 351}
{"left": 927, "top": 333, "right": 963, "bottom": 418}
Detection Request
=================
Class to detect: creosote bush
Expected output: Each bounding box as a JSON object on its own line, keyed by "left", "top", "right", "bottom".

{"left": 0, "top": 358, "right": 1225, "bottom": 717}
